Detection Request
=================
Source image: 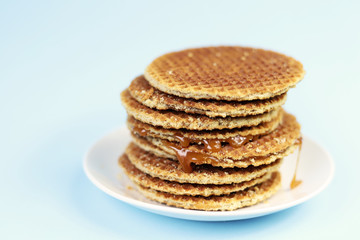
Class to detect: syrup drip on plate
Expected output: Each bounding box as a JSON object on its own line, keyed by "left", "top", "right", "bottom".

{"left": 290, "top": 137, "right": 303, "bottom": 189}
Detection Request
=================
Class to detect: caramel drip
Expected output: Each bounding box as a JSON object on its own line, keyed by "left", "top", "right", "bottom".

{"left": 132, "top": 126, "right": 148, "bottom": 137}
{"left": 165, "top": 140, "right": 274, "bottom": 172}
{"left": 164, "top": 142, "right": 220, "bottom": 173}
{"left": 132, "top": 127, "right": 258, "bottom": 152}
{"left": 132, "top": 127, "right": 262, "bottom": 173}
{"left": 173, "top": 134, "right": 191, "bottom": 147}
{"left": 227, "top": 135, "right": 260, "bottom": 148}
{"left": 202, "top": 139, "right": 222, "bottom": 152}
{"left": 174, "top": 133, "right": 257, "bottom": 153}
{"left": 290, "top": 137, "right": 303, "bottom": 189}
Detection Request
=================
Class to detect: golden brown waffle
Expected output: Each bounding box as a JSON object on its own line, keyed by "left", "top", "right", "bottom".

{"left": 125, "top": 142, "right": 282, "bottom": 185}
{"left": 119, "top": 153, "right": 274, "bottom": 197}
{"left": 129, "top": 75, "right": 287, "bottom": 117}
{"left": 133, "top": 112, "right": 300, "bottom": 161}
{"left": 126, "top": 109, "right": 282, "bottom": 141}
{"left": 131, "top": 133, "right": 299, "bottom": 168}
{"left": 144, "top": 46, "right": 304, "bottom": 101}
{"left": 121, "top": 90, "right": 281, "bottom": 130}
{"left": 136, "top": 172, "right": 281, "bottom": 211}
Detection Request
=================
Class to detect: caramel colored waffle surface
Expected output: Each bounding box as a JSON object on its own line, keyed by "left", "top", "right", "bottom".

{"left": 129, "top": 75, "right": 287, "bottom": 117}
{"left": 144, "top": 46, "right": 304, "bottom": 101}
{"left": 121, "top": 90, "right": 281, "bottom": 130}
{"left": 136, "top": 171, "right": 281, "bottom": 211}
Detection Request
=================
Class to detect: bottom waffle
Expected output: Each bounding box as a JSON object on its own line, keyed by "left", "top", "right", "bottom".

{"left": 136, "top": 171, "right": 281, "bottom": 211}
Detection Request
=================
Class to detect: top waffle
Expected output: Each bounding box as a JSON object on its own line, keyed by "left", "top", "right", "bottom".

{"left": 144, "top": 46, "right": 304, "bottom": 101}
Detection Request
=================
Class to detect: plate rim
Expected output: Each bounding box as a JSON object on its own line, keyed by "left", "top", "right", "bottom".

{"left": 83, "top": 127, "right": 335, "bottom": 220}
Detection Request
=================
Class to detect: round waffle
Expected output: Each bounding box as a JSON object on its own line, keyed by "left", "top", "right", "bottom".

{"left": 121, "top": 90, "right": 281, "bottom": 130}
{"left": 119, "top": 153, "right": 274, "bottom": 197}
{"left": 136, "top": 171, "right": 281, "bottom": 211}
{"left": 125, "top": 142, "right": 282, "bottom": 185}
{"left": 131, "top": 133, "right": 299, "bottom": 168}
{"left": 129, "top": 75, "right": 287, "bottom": 117}
{"left": 131, "top": 112, "right": 300, "bottom": 161}
{"left": 126, "top": 109, "right": 282, "bottom": 141}
{"left": 144, "top": 46, "right": 304, "bottom": 101}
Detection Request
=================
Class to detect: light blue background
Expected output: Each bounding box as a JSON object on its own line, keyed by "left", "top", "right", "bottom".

{"left": 1, "top": 0, "right": 359, "bottom": 239}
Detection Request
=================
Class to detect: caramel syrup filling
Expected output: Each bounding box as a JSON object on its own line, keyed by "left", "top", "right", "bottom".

{"left": 132, "top": 126, "right": 149, "bottom": 137}
{"left": 132, "top": 127, "right": 261, "bottom": 173}
{"left": 164, "top": 140, "right": 273, "bottom": 173}
{"left": 131, "top": 126, "right": 302, "bottom": 176}
{"left": 290, "top": 137, "right": 303, "bottom": 189}
{"left": 173, "top": 133, "right": 259, "bottom": 152}
{"left": 164, "top": 142, "right": 221, "bottom": 173}
{"left": 169, "top": 133, "right": 259, "bottom": 172}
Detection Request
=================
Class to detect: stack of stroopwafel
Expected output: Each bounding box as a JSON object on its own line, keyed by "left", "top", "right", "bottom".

{"left": 120, "top": 46, "right": 304, "bottom": 211}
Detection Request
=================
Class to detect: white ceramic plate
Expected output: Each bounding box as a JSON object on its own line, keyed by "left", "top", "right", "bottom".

{"left": 83, "top": 127, "right": 334, "bottom": 221}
